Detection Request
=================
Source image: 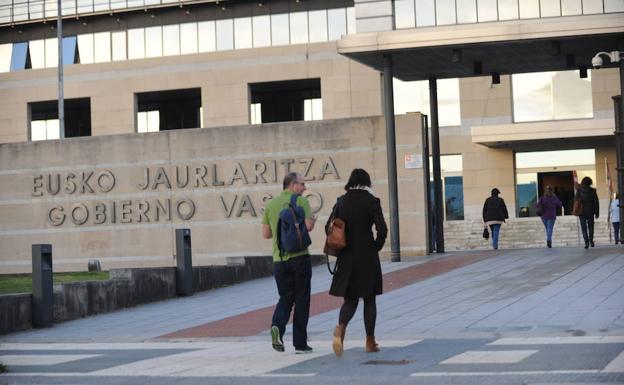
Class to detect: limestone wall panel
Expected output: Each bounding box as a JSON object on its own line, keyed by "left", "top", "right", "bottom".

{"left": 0, "top": 115, "right": 425, "bottom": 273}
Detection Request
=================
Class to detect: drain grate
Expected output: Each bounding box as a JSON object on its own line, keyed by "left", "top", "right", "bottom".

{"left": 362, "top": 359, "right": 414, "bottom": 366}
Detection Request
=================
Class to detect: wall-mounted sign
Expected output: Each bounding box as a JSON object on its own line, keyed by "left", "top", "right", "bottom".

{"left": 404, "top": 154, "right": 422, "bottom": 169}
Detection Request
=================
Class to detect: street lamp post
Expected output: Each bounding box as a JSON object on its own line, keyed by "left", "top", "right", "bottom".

{"left": 591, "top": 50, "right": 624, "bottom": 243}
{"left": 57, "top": 0, "right": 65, "bottom": 139}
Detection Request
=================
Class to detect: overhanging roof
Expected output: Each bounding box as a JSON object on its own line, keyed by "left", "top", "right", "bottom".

{"left": 337, "top": 13, "right": 624, "bottom": 81}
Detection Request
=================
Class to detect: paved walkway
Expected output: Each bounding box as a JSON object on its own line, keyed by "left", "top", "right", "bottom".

{"left": 1, "top": 246, "right": 623, "bottom": 384}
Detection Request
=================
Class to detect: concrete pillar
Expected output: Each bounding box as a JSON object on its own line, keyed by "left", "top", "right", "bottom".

{"left": 32, "top": 244, "right": 53, "bottom": 327}
{"left": 382, "top": 54, "right": 400, "bottom": 261}
{"left": 175, "top": 229, "right": 194, "bottom": 296}
{"left": 429, "top": 78, "right": 445, "bottom": 253}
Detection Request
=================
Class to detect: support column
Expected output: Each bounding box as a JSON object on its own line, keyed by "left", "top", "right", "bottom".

{"left": 382, "top": 54, "right": 400, "bottom": 261}
{"left": 429, "top": 78, "right": 445, "bottom": 253}
{"left": 421, "top": 115, "right": 433, "bottom": 254}
{"left": 615, "top": 57, "right": 624, "bottom": 242}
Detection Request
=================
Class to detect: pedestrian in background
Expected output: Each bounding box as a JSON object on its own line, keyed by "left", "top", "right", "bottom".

{"left": 576, "top": 176, "right": 599, "bottom": 249}
{"left": 482, "top": 188, "right": 509, "bottom": 250}
{"left": 609, "top": 194, "right": 621, "bottom": 245}
{"left": 535, "top": 186, "right": 563, "bottom": 248}
{"left": 327, "top": 168, "right": 387, "bottom": 357}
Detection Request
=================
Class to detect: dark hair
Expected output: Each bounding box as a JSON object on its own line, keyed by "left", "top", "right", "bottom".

{"left": 545, "top": 186, "right": 553, "bottom": 197}
{"left": 283, "top": 172, "right": 299, "bottom": 190}
{"left": 344, "top": 168, "right": 371, "bottom": 190}
{"left": 491, "top": 188, "right": 500, "bottom": 196}
{"left": 580, "top": 176, "right": 593, "bottom": 187}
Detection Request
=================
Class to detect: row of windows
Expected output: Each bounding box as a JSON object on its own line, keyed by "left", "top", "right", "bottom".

{"left": 0, "top": 7, "right": 355, "bottom": 72}
{"left": 35, "top": 97, "right": 322, "bottom": 138}
{"left": 27, "top": 68, "right": 595, "bottom": 143}
{"left": 394, "top": 0, "right": 623, "bottom": 29}
{"left": 1, "top": 0, "right": 202, "bottom": 24}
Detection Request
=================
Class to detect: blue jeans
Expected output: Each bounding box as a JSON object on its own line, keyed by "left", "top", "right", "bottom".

{"left": 614, "top": 222, "right": 620, "bottom": 244}
{"left": 272, "top": 254, "right": 311, "bottom": 349}
{"left": 542, "top": 218, "right": 556, "bottom": 242}
{"left": 489, "top": 224, "right": 501, "bottom": 249}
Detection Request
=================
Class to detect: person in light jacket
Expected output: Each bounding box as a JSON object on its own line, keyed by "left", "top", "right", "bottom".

{"left": 535, "top": 186, "right": 563, "bottom": 248}
{"left": 609, "top": 194, "right": 621, "bottom": 245}
{"left": 327, "top": 168, "right": 387, "bottom": 357}
{"left": 482, "top": 188, "right": 509, "bottom": 250}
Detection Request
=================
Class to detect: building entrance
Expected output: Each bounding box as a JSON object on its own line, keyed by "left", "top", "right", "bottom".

{"left": 537, "top": 171, "right": 574, "bottom": 215}
{"left": 515, "top": 149, "right": 595, "bottom": 218}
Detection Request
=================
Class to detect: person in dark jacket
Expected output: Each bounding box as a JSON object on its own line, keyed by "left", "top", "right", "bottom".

{"left": 576, "top": 176, "right": 599, "bottom": 249}
{"left": 326, "top": 168, "right": 387, "bottom": 357}
{"left": 482, "top": 188, "right": 509, "bottom": 250}
{"left": 535, "top": 186, "right": 563, "bottom": 248}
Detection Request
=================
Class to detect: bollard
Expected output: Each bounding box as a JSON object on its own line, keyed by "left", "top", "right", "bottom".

{"left": 175, "top": 228, "right": 194, "bottom": 296}
{"left": 87, "top": 259, "right": 101, "bottom": 272}
{"left": 32, "top": 244, "right": 53, "bottom": 327}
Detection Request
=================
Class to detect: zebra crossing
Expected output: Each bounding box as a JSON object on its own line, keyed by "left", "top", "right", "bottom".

{"left": 1, "top": 336, "right": 623, "bottom": 383}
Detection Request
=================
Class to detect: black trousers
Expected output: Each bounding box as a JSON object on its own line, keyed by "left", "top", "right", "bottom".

{"left": 579, "top": 216, "right": 595, "bottom": 245}
{"left": 271, "top": 254, "right": 311, "bottom": 349}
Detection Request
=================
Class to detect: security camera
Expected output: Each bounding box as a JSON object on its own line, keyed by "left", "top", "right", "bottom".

{"left": 591, "top": 55, "right": 603, "bottom": 69}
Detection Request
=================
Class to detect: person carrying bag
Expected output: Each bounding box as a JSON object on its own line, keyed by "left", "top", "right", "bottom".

{"left": 325, "top": 168, "right": 387, "bottom": 358}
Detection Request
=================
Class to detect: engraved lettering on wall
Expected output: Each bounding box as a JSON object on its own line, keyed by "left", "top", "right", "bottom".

{"left": 33, "top": 156, "right": 341, "bottom": 226}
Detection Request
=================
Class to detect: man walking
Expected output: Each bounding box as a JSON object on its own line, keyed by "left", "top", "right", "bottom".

{"left": 262, "top": 172, "right": 316, "bottom": 353}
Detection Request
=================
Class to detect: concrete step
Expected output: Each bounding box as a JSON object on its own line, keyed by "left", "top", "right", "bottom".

{"left": 444, "top": 217, "right": 617, "bottom": 250}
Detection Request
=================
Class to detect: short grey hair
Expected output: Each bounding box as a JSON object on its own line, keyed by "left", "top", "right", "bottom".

{"left": 283, "top": 172, "right": 299, "bottom": 190}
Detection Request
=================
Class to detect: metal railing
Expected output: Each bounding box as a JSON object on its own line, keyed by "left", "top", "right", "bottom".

{"left": 0, "top": 0, "right": 219, "bottom": 25}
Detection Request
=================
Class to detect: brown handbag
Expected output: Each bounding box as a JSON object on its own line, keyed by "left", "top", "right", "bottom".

{"left": 324, "top": 217, "right": 346, "bottom": 256}
{"left": 572, "top": 198, "right": 583, "bottom": 216}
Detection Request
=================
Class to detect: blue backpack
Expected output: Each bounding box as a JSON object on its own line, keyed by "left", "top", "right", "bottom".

{"left": 277, "top": 194, "right": 312, "bottom": 257}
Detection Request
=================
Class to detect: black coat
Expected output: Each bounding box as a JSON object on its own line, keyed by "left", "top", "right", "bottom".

{"left": 482, "top": 196, "right": 509, "bottom": 222}
{"left": 326, "top": 189, "right": 387, "bottom": 299}
{"left": 577, "top": 186, "right": 599, "bottom": 218}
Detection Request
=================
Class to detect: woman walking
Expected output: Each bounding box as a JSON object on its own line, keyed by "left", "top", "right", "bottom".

{"left": 535, "top": 186, "right": 563, "bottom": 248}
{"left": 576, "top": 176, "right": 600, "bottom": 249}
{"left": 482, "top": 188, "right": 509, "bottom": 250}
{"left": 609, "top": 194, "right": 621, "bottom": 245}
{"left": 327, "top": 168, "right": 387, "bottom": 357}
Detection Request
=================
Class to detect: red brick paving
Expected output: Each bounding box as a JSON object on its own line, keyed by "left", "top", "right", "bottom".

{"left": 159, "top": 251, "right": 494, "bottom": 339}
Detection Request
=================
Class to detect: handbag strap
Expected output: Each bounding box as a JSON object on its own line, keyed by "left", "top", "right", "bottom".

{"left": 326, "top": 197, "right": 342, "bottom": 275}
{"left": 326, "top": 254, "right": 337, "bottom": 275}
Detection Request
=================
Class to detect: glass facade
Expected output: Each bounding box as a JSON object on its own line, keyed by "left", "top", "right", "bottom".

{"left": 428, "top": 154, "right": 464, "bottom": 220}
{"left": 393, "top": 78, "right": 461, "bottom": 127}
{"left": 304, "top": 98, "right": 323, "bottom": 121}
{"left": 0, "top": 6, "right": 355, "bottom": 73}
{"left": 137, "top": 111, "right": 160, "bottom": 133}
{"left": 393, "top": 0, "right": 622, "bottom": 28}
{"left": 512, "top": 70, "right": 593, "bottom": 122}
{"left": 31, "top": 119, "right": 60, "bottom": 141}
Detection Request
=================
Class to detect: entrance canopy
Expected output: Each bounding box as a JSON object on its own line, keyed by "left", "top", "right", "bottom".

{"left": 337, "top": 14, "right": 624, "bottom": 81}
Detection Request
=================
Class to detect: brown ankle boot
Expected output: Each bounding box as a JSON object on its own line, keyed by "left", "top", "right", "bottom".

{"left": 332, "top": 324, "right": 346, "bottom": 357}
{"left": 365, "top": 336, "right": 380, "bottom": 353}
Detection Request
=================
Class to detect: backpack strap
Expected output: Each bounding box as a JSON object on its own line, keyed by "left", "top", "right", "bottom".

{"left": 278, "top": 194, "right": 301, "bottom": 261}
{"left": 289, "top": 193, "right": 299, "bottom": 208}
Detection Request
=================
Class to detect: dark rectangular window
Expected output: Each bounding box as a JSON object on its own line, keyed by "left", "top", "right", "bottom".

{"left": 29, "top": 98, "right": 91, "bottom": 141}
{"left": 249, "top": 78, "right": 321, "bottom": 124}
{"left": 136, "top": 88, "right": 202, "bottom": 132}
